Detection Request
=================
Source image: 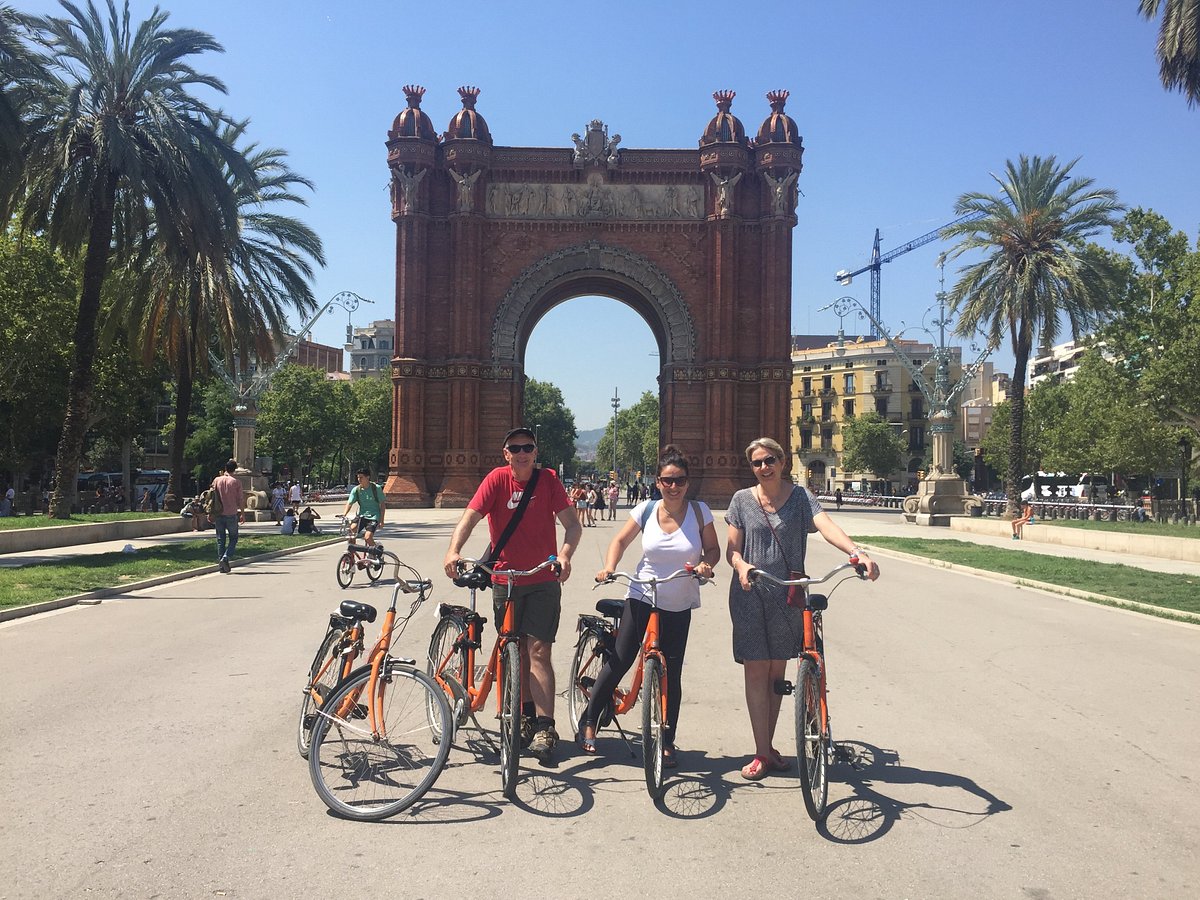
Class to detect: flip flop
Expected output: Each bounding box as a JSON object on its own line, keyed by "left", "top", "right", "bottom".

{"left": 741, "top": 754, "right": 770, "bottom": 780}
{"left": 768, "top": 747, "right": 791, "bottom": 771}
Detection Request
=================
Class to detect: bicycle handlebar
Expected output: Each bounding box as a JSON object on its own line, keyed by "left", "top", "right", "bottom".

{"left": 455, "top": 556, "right": 561, "bottom": 579}
{"left": 594, "top": 566, "right": 712, "bottom": 588}
{"left": 748, "top": 559, "right": 868, "bottom": 588}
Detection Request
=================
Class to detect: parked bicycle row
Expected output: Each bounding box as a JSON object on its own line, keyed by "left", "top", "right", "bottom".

{"left": 299, "top": 429, "right": 880, "bottom": 821}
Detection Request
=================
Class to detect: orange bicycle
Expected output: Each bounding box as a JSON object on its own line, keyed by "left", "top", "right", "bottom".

{"left": 749, "top": 558, "right": 869, "bottom": 821}
{"left": 425, "top": 556, "right": 560, "bottom": 800}
{"left": 567, "top": 566, "right": 708, "bottom": 800}
{"left": 306, "top": 559, "right": 452, "bottom": 821}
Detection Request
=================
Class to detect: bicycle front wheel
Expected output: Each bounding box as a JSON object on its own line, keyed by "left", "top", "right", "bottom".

{"left": 335, "top": 552, "right": 355, "bottom": 589}
{"left": 498, "top": 641, "right": 521, "bottom": 800}
{"left": 567, "top": 627, "right": 605, "bottom": 737}
{"left": 297, "top": 626, "right": 347, "bottom": 759}
{"left": 641, "top": 655, "right": 666, "bottom": 800}
{"left": 426, "top": 614, "right": 468, "bottom": 738}
{"left": 366, "top": 555, "right": 384, "bottom": 583}
{"left": 795, "top": 657, "right": 828, "bottom": 820}
{"left": 308, "top": 662, "right": 452, "bottom": 821}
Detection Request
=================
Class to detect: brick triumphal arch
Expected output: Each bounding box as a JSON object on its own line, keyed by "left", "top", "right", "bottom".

{"left": 384, "top": 85, "right": 803, "bottom": 507}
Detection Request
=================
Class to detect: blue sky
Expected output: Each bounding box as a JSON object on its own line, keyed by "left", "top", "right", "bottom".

{"left": 21, "top": 0, "right": 1200, "bottom": 429}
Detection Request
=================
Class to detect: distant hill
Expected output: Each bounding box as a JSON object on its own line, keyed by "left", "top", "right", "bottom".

{"left": 575, "top": 427, "right": 605, "bottom": 461}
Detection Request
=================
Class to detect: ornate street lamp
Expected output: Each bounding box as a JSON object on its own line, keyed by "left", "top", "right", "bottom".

{"left": 822, "top": 280, "right": 995, "bottom": 525}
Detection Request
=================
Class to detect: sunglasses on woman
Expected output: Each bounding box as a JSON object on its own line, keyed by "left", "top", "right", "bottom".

{"left": 657, "top": 476, "right": 688, "bottom": 487}
{"left": 750, "top": 455, "right": 778, "bottom": 469}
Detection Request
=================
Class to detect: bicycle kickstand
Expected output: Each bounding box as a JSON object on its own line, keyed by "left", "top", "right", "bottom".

{"left": 609, "top": 714, "right": 638, "bottom": 759}
{"left": 465, "top": 709, "right": 501, "bottom": 756}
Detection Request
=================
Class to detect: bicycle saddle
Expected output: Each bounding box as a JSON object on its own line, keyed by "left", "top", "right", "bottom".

{"left": 595, "top": 598, "right": 625, "bottom": 619}
{"left": 338, "top": 600, "right": 378, "bottom": 623}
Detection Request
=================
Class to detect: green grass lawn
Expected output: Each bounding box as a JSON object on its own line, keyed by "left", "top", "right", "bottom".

{"left": 0, "top": 512, "right": 175, "bottom": 530}
{"left": 0, "top": 533, "right": 331, "bottom": 610}
{"left": 1029, "top": 518, "right": 1199, "bottom": 539}
{"left": 858, "top": 536, "right": 1200, "bottom": 618}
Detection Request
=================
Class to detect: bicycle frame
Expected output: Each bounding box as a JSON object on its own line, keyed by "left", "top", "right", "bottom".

{"left": 431, "top": 557, "right": 560, "bottom": 717}
{"left": 329, "top": 560, "right": 430, "bottom": 738}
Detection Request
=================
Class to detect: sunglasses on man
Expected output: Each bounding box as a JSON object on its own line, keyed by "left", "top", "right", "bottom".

{"left": 506, "top": 443, "right": 537, "bottom": 454}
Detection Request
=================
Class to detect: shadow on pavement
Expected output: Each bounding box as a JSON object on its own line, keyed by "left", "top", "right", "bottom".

{"left": 816, "top": 740, "right": 1012, "bottom": 844}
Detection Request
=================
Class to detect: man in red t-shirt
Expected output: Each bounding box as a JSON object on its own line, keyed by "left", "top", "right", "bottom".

{"left": 443, "top": 427, "right": 581, "bottom": 763}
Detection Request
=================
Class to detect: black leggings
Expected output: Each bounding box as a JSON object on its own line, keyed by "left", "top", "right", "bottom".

{"left": 582, "top": 600, "right": 692, "bottom": 747}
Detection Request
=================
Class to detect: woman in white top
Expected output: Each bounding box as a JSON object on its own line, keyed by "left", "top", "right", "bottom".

{"left": 582, "top": 446, "right": 720, "bottom": 765}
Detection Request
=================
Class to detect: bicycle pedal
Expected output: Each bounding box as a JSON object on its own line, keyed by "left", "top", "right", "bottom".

{"left": 579, "top": 676, "right": 596, "bottom": 689}
{"left": 350, "top": 703, "right": 368, "bottom": 720}
{"left": 773, "top": 679, "right": 794, "bottom": 696}
{"left": 302, "top": 713, "right": 317, "bottom": 730}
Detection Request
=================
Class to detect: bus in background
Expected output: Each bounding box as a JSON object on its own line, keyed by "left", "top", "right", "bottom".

{"left": 1020, "top": 472, "right": 1110, "bottom": 502}
{"left": 133, "top": 469, "right": 171, "bottom": 509}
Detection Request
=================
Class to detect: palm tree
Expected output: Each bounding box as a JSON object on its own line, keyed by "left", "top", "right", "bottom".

{"left": 1140, "top": 0, "right": 1200, "bottom": 107}
{"left": 941, "top": 155, "right": 1125, "bottom": 517}
{"left": 119, "top": 120, "right": 324, "bottom": 507}
{"left": 0, "top": 5, "right": 42, "bottom": 214}
{"left": 14, "top": 0, "right": 245, "bottom": 518}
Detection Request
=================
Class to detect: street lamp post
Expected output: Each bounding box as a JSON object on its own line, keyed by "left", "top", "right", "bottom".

{"left": 204, "top": 290, "right": 372, "bottom": 515}
{"left": 610, "top": 388, "right": 620, "bottom": 480}
{"left": 821, "top": 285, "right": 994, "bottom": 525}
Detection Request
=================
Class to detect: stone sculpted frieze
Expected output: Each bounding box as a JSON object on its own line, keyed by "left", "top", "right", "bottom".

{"left": 485, "top": 182, "right": 704, "bottom": 220}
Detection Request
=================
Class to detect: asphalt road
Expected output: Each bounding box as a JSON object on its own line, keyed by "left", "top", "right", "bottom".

{"left": 1, "top": 508, "right": 1197, "bottom": 898}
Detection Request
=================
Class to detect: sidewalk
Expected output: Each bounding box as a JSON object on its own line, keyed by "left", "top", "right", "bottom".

{"left": 0, "top": 502, "right": 348, "bottom": 568}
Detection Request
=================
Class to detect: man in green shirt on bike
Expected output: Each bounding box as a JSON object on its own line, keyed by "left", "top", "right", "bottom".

{"left": 343, "top": 468, "right": 386, "bottom": 549}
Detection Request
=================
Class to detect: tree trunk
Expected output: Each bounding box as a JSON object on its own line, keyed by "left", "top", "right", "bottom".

{"left": 121, "top": 437, "right": 132, "bottom": 511}
{"left": 1006, "top": 335, "right": 1031, "bottom": 519}
{"left": 165, "top": 365, "right": 194, "bottom": 511}
{"left": 49, "top": 178, "right": 116, "bottom": 519}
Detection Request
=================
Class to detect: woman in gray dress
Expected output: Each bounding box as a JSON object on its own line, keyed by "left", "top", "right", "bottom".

{"left": 725, "top": 437, "right": 880, "bottom": 781}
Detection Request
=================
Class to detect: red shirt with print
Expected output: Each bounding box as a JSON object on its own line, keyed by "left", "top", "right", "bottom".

{"left": 468, "top": 466, "right": 570, "bottom": 585}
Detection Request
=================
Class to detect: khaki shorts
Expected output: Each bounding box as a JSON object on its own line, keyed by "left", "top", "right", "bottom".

{"left": 492, "top": 580, "right": 562, "bottom": 643}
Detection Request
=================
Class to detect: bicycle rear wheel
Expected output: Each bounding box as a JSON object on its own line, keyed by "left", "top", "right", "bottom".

{"left": 567, "top": 627, "right": 605, "bottom": 737}
{"left": 426, "top": 614, "right": 468, "bottom": 738}
{"left": 297, "top": 626, "right": 347, "bottom": 759}
{"left": 498, "top": 641, "right": 521, "bottom": 800}
{"left": 795, "top": 657, "right": 828, "bottom": 820}
{"left": 641, "top": 656, "right": 666, "bottom": 800}
{"left": 308, "top": 662, "right": 451, "bottom": 821}
{"left": 335, "top": 552, "right": 355, "bottom": 589}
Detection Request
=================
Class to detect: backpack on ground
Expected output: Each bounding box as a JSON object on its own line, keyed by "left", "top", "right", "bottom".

{"left": 204, "top": 485, "right": 224, "bottom": 517}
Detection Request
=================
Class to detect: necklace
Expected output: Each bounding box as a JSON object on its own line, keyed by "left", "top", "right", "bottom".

{"left": 755, "top": 484, "right": 792, "bottom": 514}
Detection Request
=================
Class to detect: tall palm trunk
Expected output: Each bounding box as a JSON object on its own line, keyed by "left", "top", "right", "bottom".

{"left": 165, "top": 278, "right": 202, "bottom": 511}
{"left": 49, "top": 175, "right": 116, "bottom": 519}
{"left": 1005, "top": 332, "right": 1032, "bottom": 519}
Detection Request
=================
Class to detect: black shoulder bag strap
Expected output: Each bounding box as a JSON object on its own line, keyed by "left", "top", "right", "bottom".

{"left": 486, "top": 468, "right": 542, "bottom": 565}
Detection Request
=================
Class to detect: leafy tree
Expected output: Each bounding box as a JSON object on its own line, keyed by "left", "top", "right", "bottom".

{"left": 595, "top": 391, "right": 659, "bottom": 479}
{"left": 0, "top": 6, "right": 44, "bottom": 216}
{"left": 0, "top": 227, "right": 76, "bottom": 481}
{"left": 183, "top": 378, "right": 234, "bottom": 492}
{"left": 942, "top": 155, "right": 1125, "bottom": 516}
{"left": 523, "top": 378, "right": 577, "bottom": 474}
{"left": 346, "top": 376, "right": 391, "bottom": 476}
{"left": 840, "top": 412, "right": 903, "bottom": 483}
{"left": 1041, "top": 351, "right": 1178, "bottom": 475}
{"left": 1094, "top": 209, "right": 1200, "bottom": 443}
{"left": 13, "top": 0, "right": 245, "bottom": 517}
{"left": 978, "top": 380, "right": 1070, "bottom": 480}
{"left": 119, "top": 119, "right": 323, "bottom": 509}
{"left": 1140, "top": 0, "right": 1200, "bottom": 107}
{"left": 255, "top": 365, "right": 343, "bottom": 484}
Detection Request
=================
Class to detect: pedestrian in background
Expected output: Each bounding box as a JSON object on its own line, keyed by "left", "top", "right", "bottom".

{"left": 210, "top": 459, "right": 245, "bottom": 573}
